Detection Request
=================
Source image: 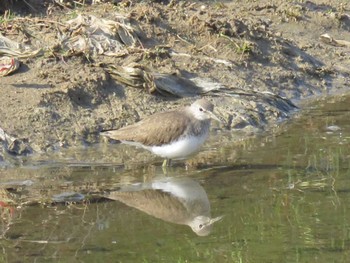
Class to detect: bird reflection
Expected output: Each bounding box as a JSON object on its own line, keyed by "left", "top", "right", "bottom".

{"left": 106, "top": 176, "right": 222, "bottom": 236}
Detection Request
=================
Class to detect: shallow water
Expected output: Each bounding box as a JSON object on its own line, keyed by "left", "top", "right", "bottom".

{"left": 1, "top": 95, "right": 350, "bottom": 263}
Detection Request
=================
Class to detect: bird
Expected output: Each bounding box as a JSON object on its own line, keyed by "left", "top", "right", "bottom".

{"left": 101, "top": 98, "right": 220, "bottom": 166}
{"left": 106, "top": 176, "right": 222, "bottom": 236}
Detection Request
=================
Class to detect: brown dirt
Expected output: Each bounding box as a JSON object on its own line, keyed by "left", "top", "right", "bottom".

{"left": 0, "top": 0, "right": 349, "bottom": 160}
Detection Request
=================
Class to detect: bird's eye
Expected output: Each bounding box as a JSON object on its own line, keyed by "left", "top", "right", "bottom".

{"left": 199, "top": 108, "right": 204, "bottom": 112}
{"left": 199, "top": 224, "right": 203, "bottom": 229}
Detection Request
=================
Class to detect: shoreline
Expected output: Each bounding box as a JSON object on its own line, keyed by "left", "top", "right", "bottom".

{"left": 0, "top": 0, "right": 349, "bottom": 163}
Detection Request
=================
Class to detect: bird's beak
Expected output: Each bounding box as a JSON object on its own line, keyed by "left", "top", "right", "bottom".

{"left": 208, "top": 111, "right": 222, "bottom": 123}
{"left": 208, "top": 215, "right": 223, "bottom": 225}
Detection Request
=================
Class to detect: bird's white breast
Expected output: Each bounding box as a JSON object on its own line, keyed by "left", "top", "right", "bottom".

{"left": 149, "top": 132, "right": 209, "bottom": 160}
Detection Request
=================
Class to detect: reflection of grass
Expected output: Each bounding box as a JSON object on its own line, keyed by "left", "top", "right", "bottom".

{"left": 282, "top": 133, "right": 344, "bottom": 193}
{"left": 307, "top": 147, "right": 342, "bottom": 175}
{"left": 270, "top": 140, "right": 347, "bottom": 255}
{"left": 231, "top": 249, "right": 243, "bottom": 263}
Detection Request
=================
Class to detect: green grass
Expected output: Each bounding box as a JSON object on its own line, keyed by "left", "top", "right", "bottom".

{"left": 219, "top": 33, "right": 253, "bottom": 55}
{"left": 0, "top": 9, "right": 16, "bottom": 24}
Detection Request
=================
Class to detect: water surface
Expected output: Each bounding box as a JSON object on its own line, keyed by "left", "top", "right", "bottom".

{"left": 1, "top": 95, "right": 350, "bottom": 262}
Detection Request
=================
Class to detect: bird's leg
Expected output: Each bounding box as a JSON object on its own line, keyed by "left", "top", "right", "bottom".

{"left": 162, "top": 158, "right": 172, "bottom": 167}
{"left": 162, "top": 159, "right": 168, "bottom": 175}
{"left": 162, "top": 158, "right": 173, "bottom": 175}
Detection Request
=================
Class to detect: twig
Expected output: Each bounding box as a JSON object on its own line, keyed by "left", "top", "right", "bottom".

{"left": 176, "top": 34, "right": 193, "bottom": 45}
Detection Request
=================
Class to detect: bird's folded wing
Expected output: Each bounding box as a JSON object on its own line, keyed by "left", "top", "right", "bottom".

{"left": 101, "top": 110, "right": 190, "bottom": 146}
{"left": 107, "top": 189, "right": 189, "bottom": 224}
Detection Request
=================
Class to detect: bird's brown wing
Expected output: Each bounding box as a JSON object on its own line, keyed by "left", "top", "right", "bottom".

{"left": 107, "top": 190, "right": 190, "bottom": 224}
{"left": 101, "top": 110, "right": 190, "bottom": 146}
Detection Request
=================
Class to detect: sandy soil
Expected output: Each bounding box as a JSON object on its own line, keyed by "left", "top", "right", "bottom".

{"left": 0, "top": 0, "right": 349, "bottom": 160}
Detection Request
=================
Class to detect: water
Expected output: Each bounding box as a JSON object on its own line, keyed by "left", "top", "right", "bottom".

{"left": 1, "top": 95, "right": 350, "bottom": 262}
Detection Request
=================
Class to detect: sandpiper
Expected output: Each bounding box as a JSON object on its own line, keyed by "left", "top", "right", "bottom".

{"left": 106, "top": 176, "right": 222, "bottom": 236}
{"left": 101, "top": 99, "right": 220, "bottom": 166}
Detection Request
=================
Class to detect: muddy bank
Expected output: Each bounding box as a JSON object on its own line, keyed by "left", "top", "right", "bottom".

{"left": 0, "top": 0, "right": 349, "bottom": 161}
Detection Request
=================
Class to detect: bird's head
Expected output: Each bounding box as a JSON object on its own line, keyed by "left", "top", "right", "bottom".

{"left": 190, "top": 99, "right": 221, "bottom": 122}
{"left": 189, "top": 215, "right": 223, "bottom": 236}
